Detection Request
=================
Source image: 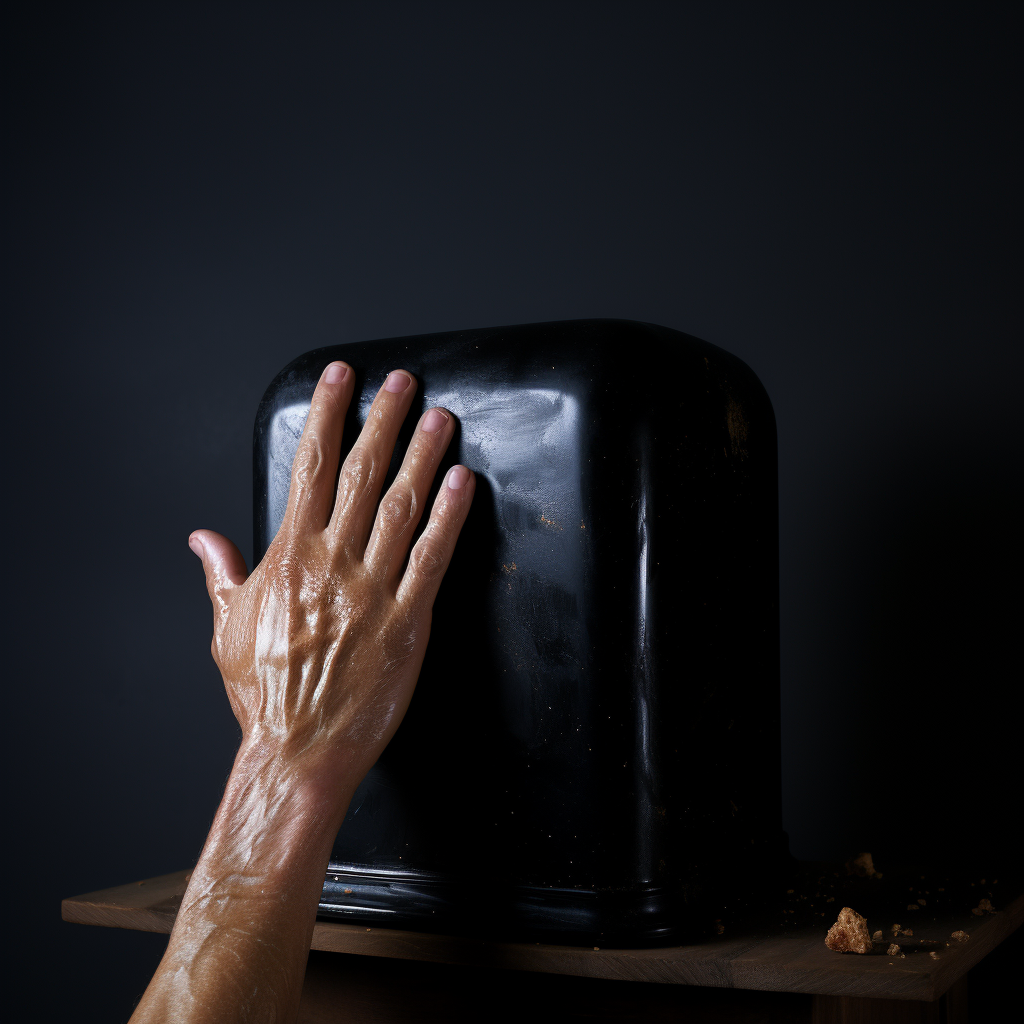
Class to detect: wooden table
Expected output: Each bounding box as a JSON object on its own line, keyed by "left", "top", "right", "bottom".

{"left": 63, "top": 867, "right": 1021, "bottom": 1023}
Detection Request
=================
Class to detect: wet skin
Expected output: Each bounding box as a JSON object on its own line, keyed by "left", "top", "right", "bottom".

{"left": 130, "top": 363, "right": 475, "bottom": 1024}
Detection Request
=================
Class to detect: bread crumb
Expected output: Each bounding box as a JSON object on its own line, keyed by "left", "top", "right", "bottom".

{"left": 872, "top": 930, "right": 883, "bottom": 941}
{"left": 917, "top": 899, "right": 926, "bottom": 906}
{"left": 901, "top": 928, "right": 914, "bottom": 937}
{"left": 930, "top": 951, "right": 940, "bottom": 959}
{"left": 891, "top": 923, "right": 900, "bottom": 937}
{"left": 845, "top": 852, "right": 882, "bottom": 878}
{"left": 950, "top": 930, "right": 969, "bottom": 942}
{"left": 907, "top": 904, "right": 920, "bottom": 911}
{"left": 826, "top": 907, "right": 873, "bottom": 954}
{"left": 887, "top": 943, "right": 901, "bottom": 955}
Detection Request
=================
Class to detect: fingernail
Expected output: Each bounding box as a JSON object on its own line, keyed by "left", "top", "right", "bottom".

{"left": 189, "top": 535, "right": 205, "bottom": 558}
{"left": 384, "top": 370, "right": 412, "bottom": 393}
{"left": 324, "top": 362, "right": 349, "bottom": 384}
{"left": 421, "top": 408, "right": 450, "bottom": 433}
{"left": 447, "top": 465, "right": 470, "bottom": 490}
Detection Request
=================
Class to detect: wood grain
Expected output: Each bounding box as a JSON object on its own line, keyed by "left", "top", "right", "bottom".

{"left": 811, "top": 977, "right": 967, "bottom": 1024}
{"left": 62, "top": 872, "right": 1021, "bottom": 1003}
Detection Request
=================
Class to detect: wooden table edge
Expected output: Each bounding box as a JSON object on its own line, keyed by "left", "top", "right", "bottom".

{"left": 62, "top": 871, "right": 1023, "bottom": 1004}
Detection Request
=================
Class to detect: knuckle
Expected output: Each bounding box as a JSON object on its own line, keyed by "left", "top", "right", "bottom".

{"left": 377, "top": 488, "right": 416, "bottom": 534}
{"left": 338, "top": 447, "right": 375, "bottom": 502}
{"left": 408, "top": 537, "right": 445, "bottom": 581}
{"left": 291, "top": 437, "right": 324, "bottom": 491}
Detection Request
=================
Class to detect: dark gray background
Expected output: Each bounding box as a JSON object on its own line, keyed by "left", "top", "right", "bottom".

{"left": 8, "top": 3, "right": 1020, "bottom": 1021}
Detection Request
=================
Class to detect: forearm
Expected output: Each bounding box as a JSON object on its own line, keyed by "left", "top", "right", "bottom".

{"left": 142, "top": 362, "right": 473, "bottom": 1019}
{"left": 130, "top": 738, "right": 353, "bottom": 1024}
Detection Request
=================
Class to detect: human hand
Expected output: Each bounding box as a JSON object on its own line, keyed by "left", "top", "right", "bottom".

{"left": 188, "top": 362, "right": 474, "bottom": 808}
{"left": 131, "top": 361, "right": 474, "bottom": 1024}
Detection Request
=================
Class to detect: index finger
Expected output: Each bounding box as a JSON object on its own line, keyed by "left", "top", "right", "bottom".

{"left": 282, "top": 361, "right": 355, "bottom": 534}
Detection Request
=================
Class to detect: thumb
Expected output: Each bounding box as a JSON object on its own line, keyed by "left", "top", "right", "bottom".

{"left": 189, "top": 529, "right": 249, "bottom": 600}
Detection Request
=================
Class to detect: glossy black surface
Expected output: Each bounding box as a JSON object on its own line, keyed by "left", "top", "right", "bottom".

{"left": 255, "top": 319, "right": 785, "bottom": 945}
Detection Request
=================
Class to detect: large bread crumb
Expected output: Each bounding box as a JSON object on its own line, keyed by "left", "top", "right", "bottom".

{"left": 845, "top": 852, "right": 882, "bottom": 878}
{"left": 825, "top": 907, "right": 873, "bottom": 954}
